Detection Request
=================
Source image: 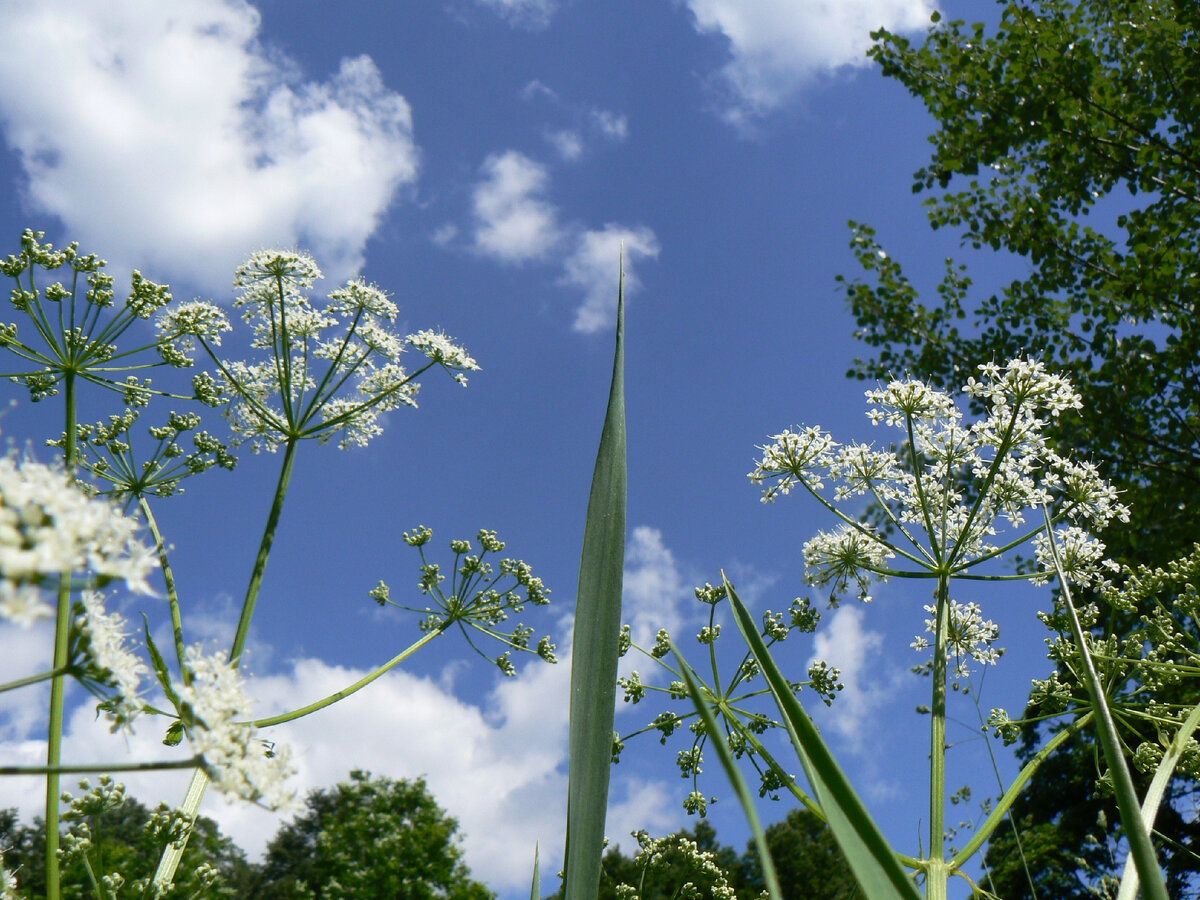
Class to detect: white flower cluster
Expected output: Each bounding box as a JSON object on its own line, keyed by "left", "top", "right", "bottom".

{"left": 167, "top": 250, "right": 480, "bottom": 452}
{"left": 77, "top": 590, "right": 150, "bottom": 731}
{"left": 750, "top": 359, "right": 1128, "bottom": 599}
{"left": 912, "top": 599, "right": 1001, "bottom": 678}
{"left": 0, "top": 458, "right": 156, "bottom": 626}
{"left": 178, "top": 647, "right": 296, "bottom": 810}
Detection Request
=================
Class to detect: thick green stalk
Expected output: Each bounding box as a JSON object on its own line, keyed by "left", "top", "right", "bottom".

{"left": 45, "top": 370, "right": 79, "bottom": 900}
{"left": 927, "top": 571, "right": 950, "bottom": 900}
{"left": 153, "top": 436, "right": 299, "bottom": 891}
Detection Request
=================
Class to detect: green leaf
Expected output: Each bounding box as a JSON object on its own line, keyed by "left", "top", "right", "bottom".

{"left": 1041, "top": 510, "right": 1169, "bottom": 900}
{"left": 562, "top": 261, "right": 627, "bottom": 900}
{"left": 672, "top": 642, "right": 784, "bottom": 900}
{"left": 529, "top": 842, "right": 541, "bottom": 900}
{"left": 142, "top": 613, "right": 182, "bottom": 711}
{"left": 724, "top": 575, "right": 922, "bottom": 900}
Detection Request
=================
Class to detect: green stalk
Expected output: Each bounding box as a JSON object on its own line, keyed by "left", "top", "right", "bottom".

{"left": 0, "top": 759, "right": 200, "bottom": 776}
{"left": 251, "top": 628, "right": 443, "bottom": 727}
{"left": 45, "top": 370, "right": 79, "bottom": 900}
{"left": 228, "top": 436, "right": 299, "bottom": 667}
{"left": 153, "top": 436, "right": 299, "bottom": 891}
{"left": 1115, "top": 701, "right": 1200, "bottom": 900}
{"left": 927, "top": 571, "right": 950, "bottom": 900}
{"left": 950, "top": 711, "right": 1093, "bottom": 867}
{"left": 139, "top": 498, "right": 190, "bottom": 684}
{"left": 0, "top": 667, "right": 71, "bottom": 693}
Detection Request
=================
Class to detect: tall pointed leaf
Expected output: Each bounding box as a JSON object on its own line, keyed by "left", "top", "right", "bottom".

{"left": 1041, "top": 509, "right": 1169, "bottom": 900}
{"left": 562, "top": 263, "right": 627, "bottom": 900}
{"left": 725, "top": 576, "right": 922, "bottom": 900}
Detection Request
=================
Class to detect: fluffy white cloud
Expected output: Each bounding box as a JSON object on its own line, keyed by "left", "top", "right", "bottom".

{"left": 684, "top": 0, "right": 935, "bottom": 124}
{"left": 0, "top": 619, "right": 686, "bottom": 896}
{"left": 471, "top": 151, "right": 563, "bottom": 263}
{"left": 465, "top": 151, "right": 657, "bottom": 332}
{"left": 623, "top": 526, "right": 689, "bottom": 651}
{"left": 560, "top": 224, "right": 660, "bottom": 335}
{"left": 808, "top": 605, "right": 896, "bottom": 748}
{"left": 0, "top": 0, "right": 418, "bottom": 292}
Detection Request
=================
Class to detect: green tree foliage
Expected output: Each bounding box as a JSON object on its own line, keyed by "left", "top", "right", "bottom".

{"left": 249, "top": 770, "right": 493, "bottom": 900}
{"left": 550, "top": 813, "right": 856, "bottom": 900}
{"left": 0, "top": 799, "right": 250, "bottom": 899}
{"left": 841, "top": 1, "right": 1200, "bottom": 895}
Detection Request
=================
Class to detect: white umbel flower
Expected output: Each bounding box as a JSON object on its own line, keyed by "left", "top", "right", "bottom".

{"left": 178, "top": 647, "right": 296, "bottom": 810}
{"left": 0, "top": 457, "right": 156, "bottom": 626}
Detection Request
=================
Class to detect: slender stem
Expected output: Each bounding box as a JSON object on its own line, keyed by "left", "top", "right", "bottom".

{"left": 44, "top": 370, "right": 79, "bottom": 900}
{"left": 139, "top": 497, "right": 190, "bottom": 684}
{"left": 927, "top": 570, "right": 950, "bottom": 900}
{"left": 950, "top": 712, "right": 1093, "bottom": 867}
{"left": 252, "top": 628, "right": 443, "bottom": 727}
{"left": 228, "top": 436, "right": 299, "bottom": 667}
{"left": 0, "top": 666, "right": 71, "bottom": 693}
{"left": 0, "top": 759, "right": 201, "bottom": 776}
{"left": 154, "top": 436, "right": 299, "bottom": 891}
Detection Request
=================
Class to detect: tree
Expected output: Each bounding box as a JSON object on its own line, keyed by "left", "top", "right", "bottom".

{"left": 0, "top": 795, "right": 251, "bottom": 899}
{"left": 250, "top": 770, "right": 493, "bottom": 900}
{"left": 841, "top": 0, "right": 1200, "bottom": 894}
{"left": 550, "top": 814, "right": 856, "bottom": 900}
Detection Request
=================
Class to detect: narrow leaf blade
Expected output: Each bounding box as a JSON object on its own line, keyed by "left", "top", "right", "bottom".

{"left": 725, "top": 576, "right": 921, "bottom": 900}
{"left": 562, "top": 264, "right": 627, "bottom": 900}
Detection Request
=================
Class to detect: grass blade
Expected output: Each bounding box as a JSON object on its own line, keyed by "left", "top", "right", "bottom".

{"left": 672, "top": 643, "right": 784, "bottom": 900}
{"left": 724, "top": 575, "right": 921, "bottom": 900}
{"left": 562, "top": 262, "right": 627, "bottom": 900}
{"left": 1041, "top": 509, "right": 1169, "bottom": 900}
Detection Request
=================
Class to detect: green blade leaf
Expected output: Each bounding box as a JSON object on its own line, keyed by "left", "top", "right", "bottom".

{"left": 672, "top": 642, "right": 784, "bottom": 900}
{"left": 529, "top": 842, "right": 541, "bottom": 900}
{"left": 724, "top": 575, "right": 921, "bottom": 900}
{"left": 1040, "top": 509, "right": 1169, "bottom": 900}
{"left": 562, "top": 261, "right": 627, "bottom": 900}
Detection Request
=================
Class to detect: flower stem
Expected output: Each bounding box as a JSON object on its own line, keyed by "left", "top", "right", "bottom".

{"left": 0, "top": 666, "right": 70, "bottom": 693}
{"left": 228, "top": 436, "right": 298, "bottom": 667}
{"left": 153, "top": 436, "right": 298, "bottom": 891}
{"left": 927, "top": 570, "right": 950, "bottom": 900}
{"left": 0, "top": 759, "right": 200, "bottom": 776}
{"left": 139, "top": 498, "right": 190, "bottom": 684}
{"left": 44, "top": 370, "right": 79, "bottom": 900}
{"left": 252, "top": 627, "right": 443, "bottom": 727}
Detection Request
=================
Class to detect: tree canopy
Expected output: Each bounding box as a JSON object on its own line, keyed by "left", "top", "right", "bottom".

{"left": 249, "top": 770, "right": 493, "bottom": 900}
{"left": 555, "top": 811, "right": 857, "bottom": 900}
{"left": 847, "top": 0, "right": 1200, "bottom": 895}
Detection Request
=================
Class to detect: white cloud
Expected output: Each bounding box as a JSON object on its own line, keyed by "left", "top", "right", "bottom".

{"left": 623, "top": 526, "right": 689, "bottom": 650}
{"left": 473, "top": 0, "right": 557, "bottom": 29}
{"left": 0, "top": 635, "right": 683, "bottom": 897}
{"left": 560, "top": 224, "right": 660, "bottom": 335}
{"left": 0, "top": 0, "right": 418, "bottom": 292}
{"left": 684, "top": 0, "right": 935, "bottom": 124}
{"left": 547, "top": 129, "right": 585, "bottom": 162}
{"left": 807, "top": 605, "right": 896, "bottom": 749}
{"left": 471, "top": 151, "right": 562, "bottom": 263}
{"left": 590, "top": 109, "right": 629, "bottom": 143}
{"left": 523, "top": 80, "right": 630, "bottom": 158}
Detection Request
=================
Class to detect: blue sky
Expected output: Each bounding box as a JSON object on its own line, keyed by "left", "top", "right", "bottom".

{"left": 0, "top": 1, "right": 1060, "bottom": 897}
